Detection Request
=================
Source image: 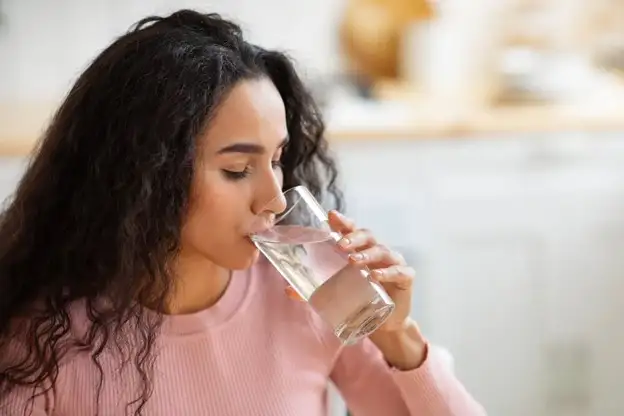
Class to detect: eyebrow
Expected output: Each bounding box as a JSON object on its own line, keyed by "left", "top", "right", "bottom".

{"left": 217, "top": 136, "right": 289, "bottom": 155}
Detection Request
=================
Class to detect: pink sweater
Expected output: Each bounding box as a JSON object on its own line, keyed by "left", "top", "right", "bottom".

{"left": 1, "top": 259, "right": 486, "bottom": 415}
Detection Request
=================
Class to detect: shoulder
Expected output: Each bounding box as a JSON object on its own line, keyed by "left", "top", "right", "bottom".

{"left": 0, "top": 301, "right": 92, "bottom": 414}
{"left": 1, "top": 297, "right": 113, "bottom": 375}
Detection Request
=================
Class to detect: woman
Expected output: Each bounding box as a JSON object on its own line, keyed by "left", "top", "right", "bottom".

{"left": 0, "top": 9, "right": 485, "bottom": 416}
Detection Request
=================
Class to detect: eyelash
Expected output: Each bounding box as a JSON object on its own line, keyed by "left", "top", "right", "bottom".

{"left": 222, "top": 161, "right": 283, "bottom": 181}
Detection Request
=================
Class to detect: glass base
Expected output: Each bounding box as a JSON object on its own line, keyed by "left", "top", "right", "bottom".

{"left": 334, "top": 296, "right": 395, "bottom": 345}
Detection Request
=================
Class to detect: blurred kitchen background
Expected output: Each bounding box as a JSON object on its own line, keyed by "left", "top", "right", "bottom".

{"left": 2, "top": 0, "right": 624, "bottom": 415}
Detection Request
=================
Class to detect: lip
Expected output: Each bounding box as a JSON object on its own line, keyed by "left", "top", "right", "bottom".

{"left": 247, "top": 214, "right": 276, "bottom": 235}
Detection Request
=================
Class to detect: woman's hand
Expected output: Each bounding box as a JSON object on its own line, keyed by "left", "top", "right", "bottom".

{"left": 328, "top": 210, "right": 428, "bottom": 370}
{"left": 282, "top": 210, "right": 428, "bottom": 370}
{"left": 327, "top": 210, "right": 414, "bottom": 333}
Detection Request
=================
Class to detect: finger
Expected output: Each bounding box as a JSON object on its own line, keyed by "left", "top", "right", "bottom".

{"left": 338, "top": 228, "right": 376, "bottom": 251}
{"left": 371, "top": 265, "right": 415, "bottom": 290}
{"left": 349, "top": 245, "right": 406, "bottom": 268}
{"left": 285, "top": 286, "right": 304, "bottom": 301}
{"left": 328, "top": 210, "right": 356, "bottom": 235}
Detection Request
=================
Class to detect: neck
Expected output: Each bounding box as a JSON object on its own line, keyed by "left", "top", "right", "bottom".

{"left": 165, "top": 250, "right": 231, "bottom": 315}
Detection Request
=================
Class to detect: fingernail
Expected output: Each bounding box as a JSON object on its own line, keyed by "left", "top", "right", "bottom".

{"left": 373, "top": 269, "right": 384, "bottom": 278}
{"left": 350, "top": 253, "right": 364, "bottom": 261}
{"left": 339, "top": 238, "right": 350, "bottom": 248}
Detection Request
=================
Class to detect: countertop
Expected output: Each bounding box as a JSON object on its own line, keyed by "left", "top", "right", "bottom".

{"left": 2, "top": 96, "right": 624, "bottom": 156}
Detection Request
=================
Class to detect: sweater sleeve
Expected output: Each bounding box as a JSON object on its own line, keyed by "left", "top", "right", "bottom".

{"left": 330, "top": 338, "right": 487, "bottom": 415}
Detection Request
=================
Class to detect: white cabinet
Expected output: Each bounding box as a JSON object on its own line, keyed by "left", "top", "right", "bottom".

{"left": 334, "top": 133, "right": 624, "bottom": 416}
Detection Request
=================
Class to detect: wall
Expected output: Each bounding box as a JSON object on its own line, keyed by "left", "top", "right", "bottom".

{"left": 0, "top": 0, "right": 345, "bottom": 103}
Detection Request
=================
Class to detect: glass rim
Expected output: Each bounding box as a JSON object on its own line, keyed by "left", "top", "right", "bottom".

{"left": 271, "top": 185, "right": 327, "bottom": 226}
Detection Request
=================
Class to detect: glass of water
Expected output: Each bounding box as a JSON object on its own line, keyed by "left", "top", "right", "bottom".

{"left": 250, "top": 186, "right": 395, "bottom": 345}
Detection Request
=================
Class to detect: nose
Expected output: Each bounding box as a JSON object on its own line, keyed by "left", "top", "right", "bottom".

{"left": 252, "top": 171, "right": 287, "bottom": 216}
{"left": 265, "top": 192, "right": 287, "bottom": 216}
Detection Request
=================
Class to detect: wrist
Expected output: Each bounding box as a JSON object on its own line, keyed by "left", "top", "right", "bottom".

{"left": 369, "top": 318, "right": 428, "bottom": 371}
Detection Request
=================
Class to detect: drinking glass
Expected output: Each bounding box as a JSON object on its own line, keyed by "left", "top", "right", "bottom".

{"left": 250, "top": 186, "right": 395, "bottom": 345}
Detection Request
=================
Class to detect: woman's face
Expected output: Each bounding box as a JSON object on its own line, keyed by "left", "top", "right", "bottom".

{"left": 180, "top": 77, "right": 288, "bottom": 270}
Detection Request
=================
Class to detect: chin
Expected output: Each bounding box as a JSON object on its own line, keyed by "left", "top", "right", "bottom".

{"left": 226, "top": 239, "right": 261, "bottom": 270}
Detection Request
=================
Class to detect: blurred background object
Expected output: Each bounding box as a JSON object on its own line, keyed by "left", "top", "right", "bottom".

{"left": 2, "top": 1, "right": 624, "bottom": 415}
{"left": 338, "top": 0, "right": 435, "bottom": 85}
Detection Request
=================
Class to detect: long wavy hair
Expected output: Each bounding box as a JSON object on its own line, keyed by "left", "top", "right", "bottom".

{"left": 0, "top": 9, "right": 342, "bottom": 415}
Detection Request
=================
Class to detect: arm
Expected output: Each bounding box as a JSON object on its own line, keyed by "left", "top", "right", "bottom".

{"left": 327, "top": 213, "right": 486, "bottom": 414}
{"left": 330, "top": 330, "right": 487, "bottom": 415}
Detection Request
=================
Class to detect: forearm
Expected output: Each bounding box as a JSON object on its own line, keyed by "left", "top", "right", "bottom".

{"left": 369, "top": 318, "right": 428, "bottom": 371}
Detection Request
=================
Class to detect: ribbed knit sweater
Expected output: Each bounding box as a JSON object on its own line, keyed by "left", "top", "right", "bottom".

{"left": 1, "top": 259, "right": 485, "bottom": 415}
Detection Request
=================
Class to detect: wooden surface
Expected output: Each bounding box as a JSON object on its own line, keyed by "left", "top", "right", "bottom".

{"left": 2, "top": 99, "right": 624, "bottom": 156}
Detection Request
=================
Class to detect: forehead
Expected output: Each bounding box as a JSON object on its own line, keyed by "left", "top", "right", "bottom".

{"left": 200, "top": 78, "right": 288, "bottom": 152}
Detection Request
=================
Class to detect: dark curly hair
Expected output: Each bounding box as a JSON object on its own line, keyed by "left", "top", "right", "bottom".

{"left": 0, "top": 9, "right": 343, "bottom": 415}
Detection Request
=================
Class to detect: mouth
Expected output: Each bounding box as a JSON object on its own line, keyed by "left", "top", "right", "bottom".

{"left": 248, "top": 214, "right": 276, "bottom": 235}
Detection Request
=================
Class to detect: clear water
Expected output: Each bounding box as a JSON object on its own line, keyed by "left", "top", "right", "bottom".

{"left": 251, "top": 225, "right": 394, "bottom": 344}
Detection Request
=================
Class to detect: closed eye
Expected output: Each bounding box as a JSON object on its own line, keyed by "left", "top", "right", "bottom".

{"left": 222, "top": 160, "right": 280, "bottom": 181}
{"left": 222, "top": 167, "right": 250, "bottom": 180}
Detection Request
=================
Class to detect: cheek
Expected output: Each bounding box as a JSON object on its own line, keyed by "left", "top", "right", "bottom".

{"left": 179, "top": 178, "right": 258, "bottom": 267}
{"left": 182, "top": 203, "right": 259, "bottom": 269}
{"left": 185, "top": 187, "right": 241, "bottom": 239}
